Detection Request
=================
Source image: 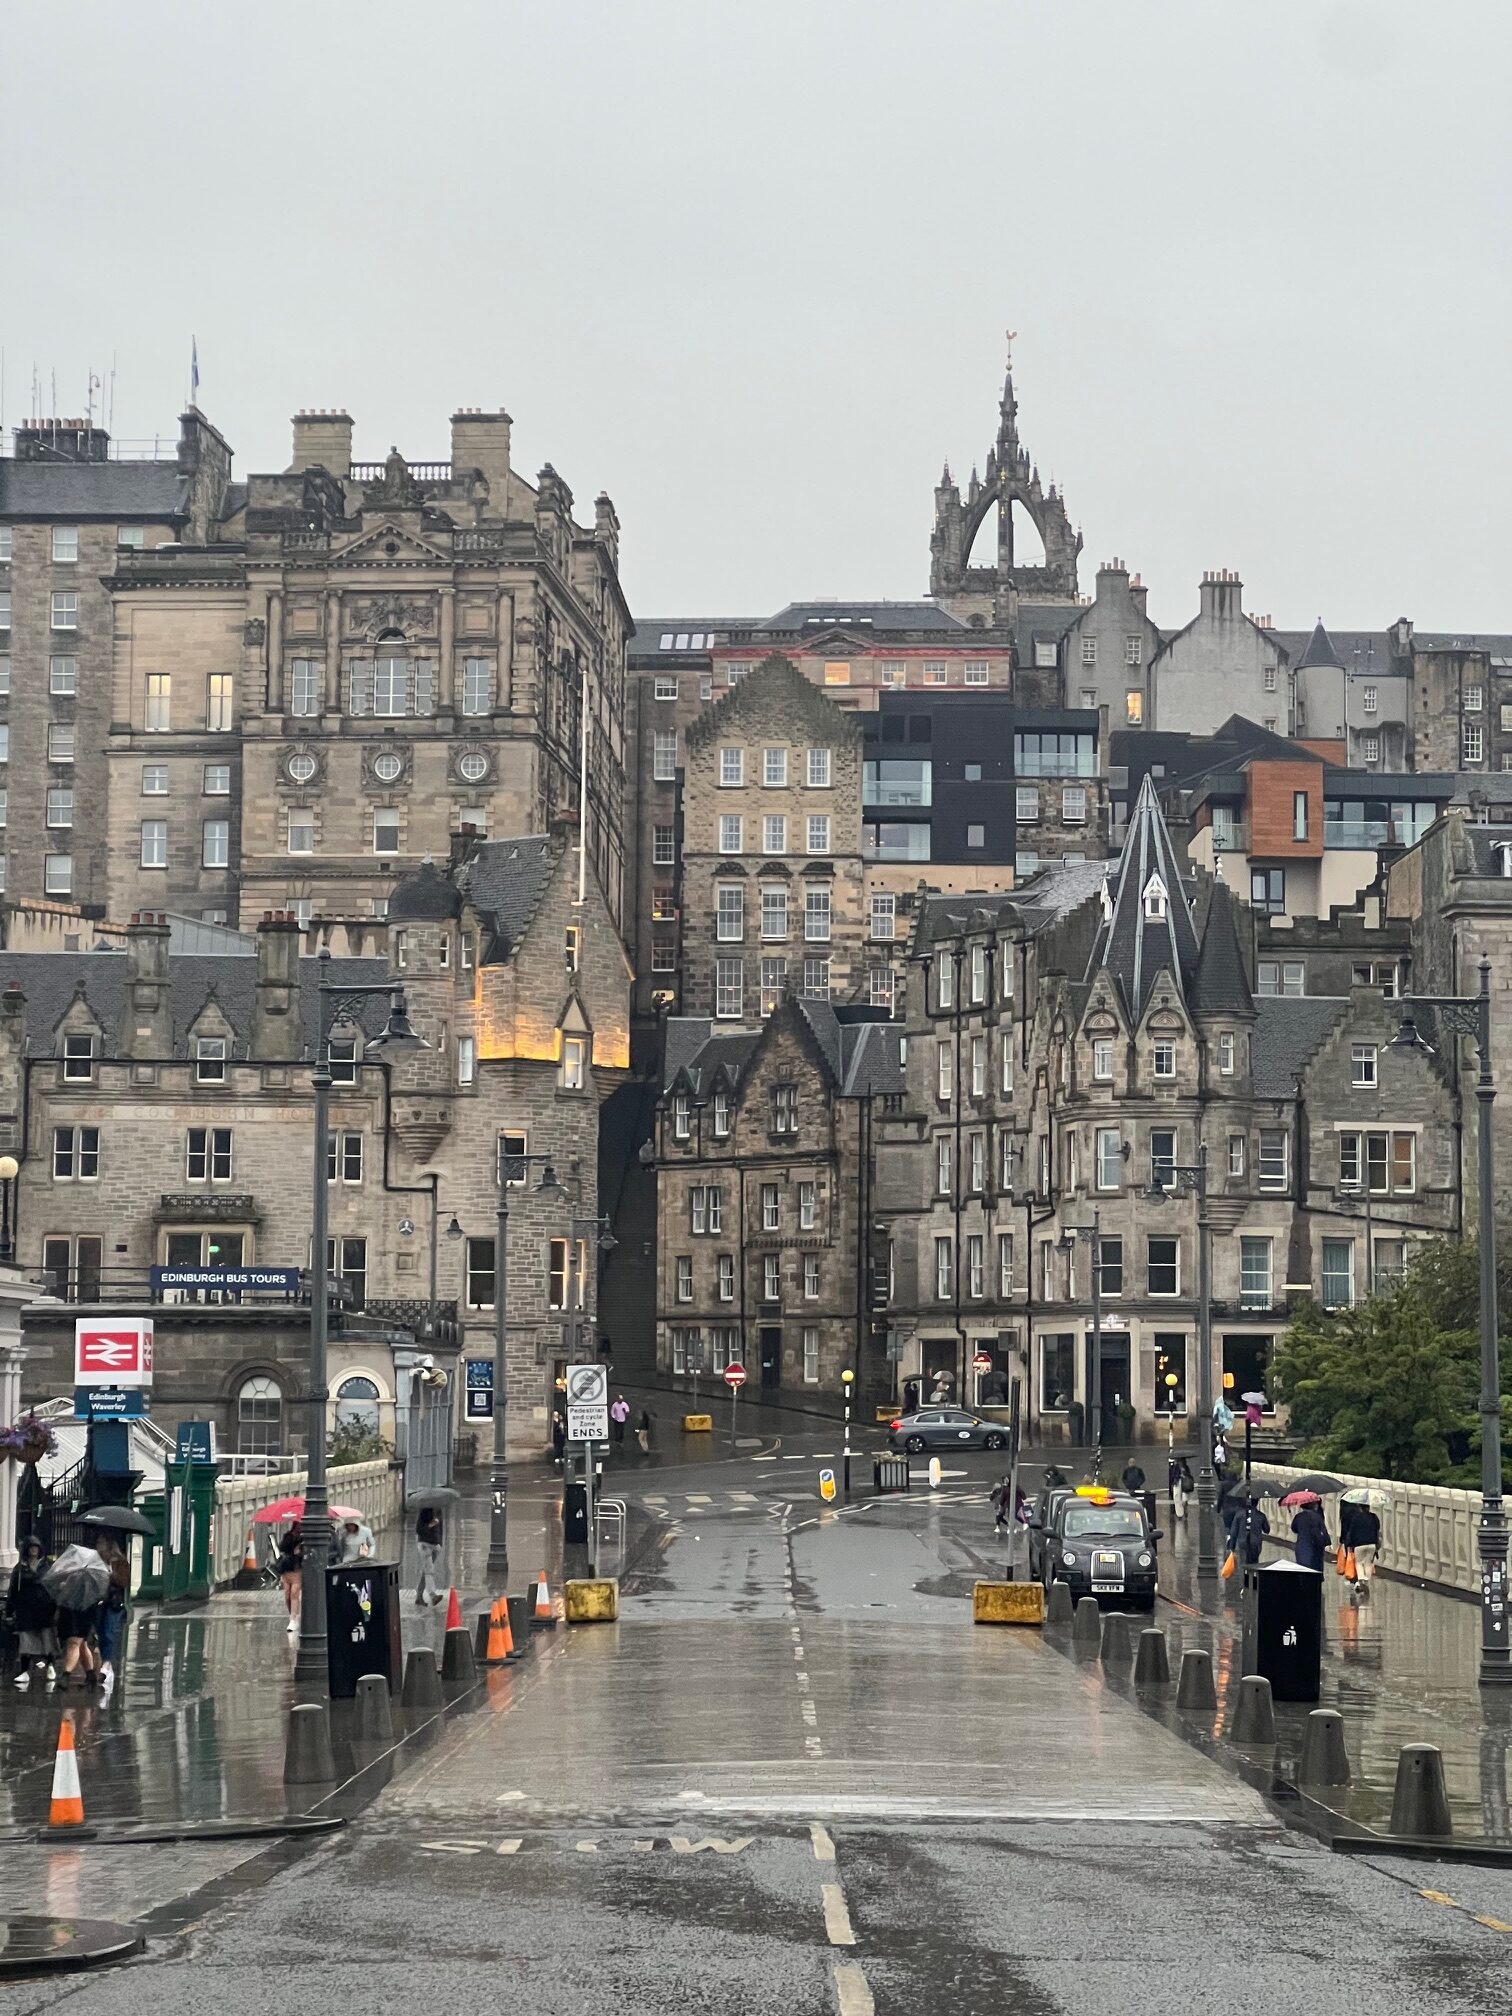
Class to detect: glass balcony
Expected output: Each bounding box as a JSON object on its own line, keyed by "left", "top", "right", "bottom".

{"left": 864, "top": 822, "right": 931, "bottom": 862}
{"left": 863, "top": 759, "right": 931, "bottom": 809}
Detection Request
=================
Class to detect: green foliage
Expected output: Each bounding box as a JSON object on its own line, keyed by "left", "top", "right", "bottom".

{"left": 328, "top": 1420, "right": 391, "bottom": 1468}
{"left": 1270, "top": 1236, "right": 1512, "bottom": 1487}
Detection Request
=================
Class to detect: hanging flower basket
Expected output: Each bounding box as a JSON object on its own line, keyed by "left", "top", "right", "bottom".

{"left": 0, "top": 1414, "right": 58, "bottom": 1464}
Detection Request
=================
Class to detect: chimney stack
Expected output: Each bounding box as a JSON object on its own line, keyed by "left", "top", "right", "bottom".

{"left": 449, "top": 408, "right": 512, "bottom": 500}
{"left": 288, "top": 410, "right": 354, "bottom": 476}
{"left": 253, "top": 911, "right": 303, "bottom": 1061}
{"left": 1198, "top": 568, "right": 1244, "bottom": 624}
{"left": 122, "top": 912, "right": 172, "bottom": 1060}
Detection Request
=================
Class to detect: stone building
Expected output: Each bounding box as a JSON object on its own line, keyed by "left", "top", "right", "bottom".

{"left": 679, "top": 655, "right": 866, "bottom": 1021}
{"left": 1150, "top": 572, "right": 1292, "bottom": 739}
{"left": 0, "top": 411, "right": 234, "bottom": 912}
{"left": 893, "top": 778, "right": 1457, "bottom": 1440}
{"left": 1055, "top": 560, "right": 1164, "bottom": 731}
{"left": 81, "top": 403, "right": 630, "bottom": 936}
{"left": 4, "top": 831, "right": 629, "bottom": 1458}
{"left": 1411, "top": 642, "right": 1504, "bottom": 778}
{"left": 653, "top": 997, "right": 904, "bottom": 1398}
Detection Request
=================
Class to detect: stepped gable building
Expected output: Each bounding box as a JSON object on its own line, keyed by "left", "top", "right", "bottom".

{"left": 652, "top": 995, "right": 906, "bottom": 1397}
{"left": 928, "top": 342, "right": 1082, "bottom": 630}
{"left": 894, "top": 779, "right": 1455, "bottom": 1440}
{"left": 5, "top": 832, "right": 630, "bottom": 1459}
{"left": 677, "top": 654, "right": 866, "bottom": 1023}
{"left": 0, "top": 410, "right": 235, "bottom": 913}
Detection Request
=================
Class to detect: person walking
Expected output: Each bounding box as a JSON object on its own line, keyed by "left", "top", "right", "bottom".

{"left": 414, "top": 1506, "right": 445, "bottom": 1607}
{"left": 1121, "top": 1459, "right": 1146, "bottom": 1497}
{"left": 1228, "top": 1495, "right": 1270, "bottom": 1566}
{"left": 335, "top": 1517, "right": 374, "bottom": 1564}
{"left": 275, "top": 1519, "right": 304, "bottom": 1635}
{"left": 635, "top": 1407, "right": 653, "bottom": 1456}
{"left": 5, "top": 1538, "right": 58, "bottom": 1689}
{"left": 990, "top": 1475, "right": 1014, "bottom": 1530}
{"left": 1339, "top": 1497, "right": 1381, "bottom": 1587}
{"left": 1291, "top": 1498, "right": 1330, "bottom": 1573}
{"left": 903, "top": 1377, "right": 920, "bottom": 1415}
{"left": 551, "top": 1410, "right": 567, "bottom": 1466}
{"left": 1170, "top": 1455, "right": 1195, "bottom": 1522}
{"left": 610, "top": 1394, "right": 630, "bottom": 1446}
{"left": 94, "top": 1533, "right": 130, "bottom": 1697}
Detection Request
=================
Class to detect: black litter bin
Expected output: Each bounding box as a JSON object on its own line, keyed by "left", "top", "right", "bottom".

{"left": 1243, "top": 1559, "right": 1323, "bottom": 1701}
{"left": 874, "top": 1456, "right": 910, "bottom": 1494}
{"left": 326, "top": 1560, "right": 403, "bottom": 1699}
{"left": 563, "top": 1479, "right": 588, "bottom": 1544}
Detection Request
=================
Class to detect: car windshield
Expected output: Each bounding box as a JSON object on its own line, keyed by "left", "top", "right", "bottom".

{"left": 1062, "top": 1506, "right": 1145, "bottom": 1539}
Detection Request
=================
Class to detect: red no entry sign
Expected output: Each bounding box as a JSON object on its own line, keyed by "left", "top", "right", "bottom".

{"left": 723, "top": 1363, "right": 748, "bottom": 1389}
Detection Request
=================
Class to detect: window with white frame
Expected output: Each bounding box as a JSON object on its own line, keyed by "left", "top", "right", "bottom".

{"left": 1259, "top": 1128, "right": 1289, "bottom": 1189}
{"left": 936, "top": 1136, "right": 952, "bottom": 1197}
{"left": 970, "top": 943, "right": 987, "bottom": 1002}
{"left": 194, "top": 1034, "right": 227, "bottom": 1084}
{"left": 1096, "top": 1127, "right": 1122, "bottom": 1190}
{"left": 715, "top": 957, "right": 743, "bottom": 1019}
{"left": 763, "top": 747, "right": 788, "bottom": 787}
{"left": 935, "top": 948, "right": 954, "bottom": 1009}
{"left": 964, "top": 659, "right": 989, "bottom": 686}
{"left": 1322, "top": 1238, "right": 1355, "bottom": 1309}
{"left": 967, "top": 1234, "right": 985, "bottom": 1298}
{"left": 760, "top": 884, "right": 787, "bottom": 939}
{"left": 62, "top": 1032, "right": 95, "bottom": 1082}
{"left": 1152, "top": 1040, "right": 1176, "bottom": 1079}
{"left": 653, "top": 676, "right": 678, "bottom": 702}
{"left": 870, "top": 892, "right": 895, "bottom": 941}
{"left": 187, "top": 1126, "right": 234, "bottom": 1182}
{"left": 145, "top": 674, "right": 171, "bottom": 731}
{"left": 763, "top": 1255, "right": 780, "bottom": 1303}
{"left": 801, "top": 956, "right": 829, "bottom": 998}
{"left": 719, "top": 814, "right": 742, "bottom": 853}
{"left": 762, "top": 814, "right": 786, "bottom": 853}
{"left": 969, "top": 1131, "right": 987, "bottom": 1192}
{"left": 1228, "top": 1133, "right": 1245, "bottom": 1177}
{"left": 51, "top": 591, "right": 78, "bottom": 630}
{"left": 1000, "top": 1031, "right": 1013, "bottom": 1094}
{"left": 373, "top": 809, "right": 401, "bottom": 854}
{"left": 47, "top": 723, "right": 74, "bottom": 764}
{"left": 1350, "top": 1042, "right": 1377, "bottom": 1087}
{"left": 326, "top": 1130, "right": 363, "bottom": 1184}
{"left": 672, "top": 1094, "right": 690, "bottom": 1141}
{"left": 1466, "top": 684, "right": 1485, "bottom": 712}
{"left": 206, "top": 673, "right": 234, "bottom": 731}
{"left": 1093, "top": 1037, "right": 1114, "bottom": 1081}
{"left": 139, "top": 819, "right": 167, "bottom": 867}
{"left": 1218, "top": 1031, "right": 1235, "bottom": 1075}
{"left": 1362, "top": 732, "right": 1380, "bottom": 764}
{"left": 971, "top": 1035, "right": 986, "bottom": 1099}
{"left": 52, "top": 527, "right": 79, "bottom": 563}
{"left": 923, "top": 661, "right": 948, "bottom": 686}
{"left": 719, "top": 747, "right": 744, "bottom": 787}
{"left": 807, "top": 747, "right": 831, "bottom": 788}
{"left": 802, "top": 1327, "right": 819, "bottom": 1382}
{"left": 1362, "top": 684, "right": 1378, "bottom": 715}
{"left": 653, "top": 825, "right": 675, "bottom": 866}
{"left": 1240, "top": 1237, "right": 1272, "bottom": 1306}
{"left": 1063, "top": 786, "right": 1086, "bottom": 824}
{"left": 46, "top": 787, "right": 72, "bottom": 829}
{"left": 1015, "top": 785, "right": 1040, "bottom": 822}
{"left": 717, "top": 1254, "right": 735, "bottom": 1302}
{"left": 1149, "top": 1128, "right": 1176, "bottom": 1188}
{"left": 561, "top": 1035, "right": 588, "bottom": 1090}
{"left": 1125, "top": 634, "right": 1142, "bottom": 666}
{"left": 798, "top": 1180, "right": 818, "bottom": 1230}
{"left": 935, "top": 1237, "right": 953, "bottom": 1300}
{"left": 53, "top": 1124, "right": 99, "bottom": 1180}
{"left": 456, "top": 1035, "right": 475, "bottom": 1086}
{"left": 288, "top": 811, "right": 315, "bottom": 854}
{"left": 804, "top": 885, "right": 831, "bottom": 941}
{"left": 806, "top": 815, "right": 830, "bottom": 855}
{"left": 653, "top": 730, "right": 677, "bottom": 780}
{"left": 1464, "top": 723, "right": 1484, "bottom": 763}
{"left": 716, "top": 884, "right": 744, "bottom": 942}
{"left": 803, "top": 1254, "right": 820, "bottom": 1300}
{"left": 675, "top": 1256, "right": 693, "bottom": 1302}
{"left": 869, "top": 964, "right": 894, "bottom": 1010}
{"left": 1098, "top": 1236, "right": 1124, "bottom": 1297}
{"left": 45, "top": 853, "right": 72, "bottom": 895}
{"left": 937, "top": 1040, "right": 952, "bottom": 1103}
{"left": 998, "top": 1233, "right": 1014, "bottom": 1295}
{"left": 759, "top": 957, "right": 786, "bottom": 1014}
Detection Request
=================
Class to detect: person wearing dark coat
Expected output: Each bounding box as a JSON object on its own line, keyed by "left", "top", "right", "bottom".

{"left": 1228, "top": 1497, "right": 1271, "bottom": 1565}
{"left": 1338, "top": 1499, "right": 1381, "bottom": 1583}
{"left": 1169, "top": 1456, "right": 1195, "bottom": 1521}
{"left": 1291, "top": 1501, "right": 1330, "bottom": 1572}
{"left": 5, "top": 1538, "right": 58, "bottom": 1688}
{"left": 1121, "top": 1460, "right": 1147, "bottom": 1496}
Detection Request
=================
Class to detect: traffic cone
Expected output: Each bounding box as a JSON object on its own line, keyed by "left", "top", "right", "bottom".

{"left": 444, "top": 1586, "right": 462, "bottom": 1633}
{"left": 531, "top": 1570, "right": 557, "bottom": 1629}
{"left": 48, "top": 1715, "right": 85, "bottom": 1830}
{"left": 485, "top": 1600, "right": 508, "bottom": 1664}
{"left": 243, "top": 1530, "right": 259, "bottom": 1576}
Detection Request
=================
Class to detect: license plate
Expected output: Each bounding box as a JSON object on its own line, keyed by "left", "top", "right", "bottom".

{"left": 1092, "top": 1580, "right": 1122, "bottom": 1593}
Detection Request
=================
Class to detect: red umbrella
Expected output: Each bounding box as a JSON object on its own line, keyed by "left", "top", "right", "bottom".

{"left": 250, "top": 1496, "right": 362, "bottom": 1525}
{"left": 1279, "top": 1488, "right": 1322, "bottom": 1508}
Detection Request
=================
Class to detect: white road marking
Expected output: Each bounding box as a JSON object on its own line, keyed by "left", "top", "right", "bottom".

{"left": 495, "top": 1790, "right": 528, "bottom": 1803}
{"left": 822, "top": 1882, "right": 857, "bottom": 1947}
{"left": 729, "top": 1490, "right": 758, "bottom": 1504}
{"left": 833, "top": 1962, "right": 875, "bottom": 2014}
{"left": 420, "top": 1840, "right": 486, "bottom": 1855}
{"left": 576, "top": 1841, "right": 599, "bottom": 1853}
{"left": 782, "top": 1454, "right": 808, "bottom": 1462}
{"left": 751, "top": 1455, "right": 778, "bottom": 1462}
{"left": 495, "top": 1839, "right": 523, "bottom": 1855}
{"left": 809, "top": 1822, "right": 836, "bottom": 1862}
{"left": 685, "top": 1494, "right": 714, "bottom": 1505}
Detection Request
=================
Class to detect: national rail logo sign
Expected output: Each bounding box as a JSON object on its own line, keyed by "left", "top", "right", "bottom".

{"left": 75, "top": 1318, "right": 155, "bottom": 1388}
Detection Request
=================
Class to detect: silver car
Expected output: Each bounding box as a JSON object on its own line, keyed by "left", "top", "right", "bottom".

{"left": 887, "top": 1408, "right": 1009, "bottom": 1454}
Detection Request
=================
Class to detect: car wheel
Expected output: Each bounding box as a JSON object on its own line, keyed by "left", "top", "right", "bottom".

{"left": 905, "top": 1435, "right": 927, "bottom": 1454}
{"left": 983, "top": 1431, "right": 1007, "bottom": 1451}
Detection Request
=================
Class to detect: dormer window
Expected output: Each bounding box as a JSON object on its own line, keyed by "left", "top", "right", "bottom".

{"left": 196, "top": 1036, "right": 228, "bottom": 1085}
{"left": 63, "top": 1032, "right": 96, "bottom": 1082}
{"left": 1143, "top": 874, "right": 1168, "bottom": 920}
{"left": 1497, "top": 843, "right": 1512, "bottom": 880}
{"left": 561, "top": 1035, "right": 588, "bottom": 1091}
{"left": 712, "top": 1090, "right": 731, "bottom": 1138}
{"left": 673, "top": 1094, "right": 691, "bottom": 1141}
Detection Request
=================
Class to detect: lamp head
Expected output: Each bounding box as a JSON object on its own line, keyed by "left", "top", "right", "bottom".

{"left": 535, "top": 1163, "right": 564, "bottom": 1198}
{"left": 0, "top": 1154, "right": 18, "bottom": 1183}
{"left": 444, "top": 1215, "right": 464, "bottom": 1241}
{"left": 366, "top": 993, "right": 425, "bottom": 1053}
{"left": 1389, "top": 1014, "right": 1428, "bottom": 1053}
{"left": 1140, "top": 1180, "right": 1172, "bottom": 1205}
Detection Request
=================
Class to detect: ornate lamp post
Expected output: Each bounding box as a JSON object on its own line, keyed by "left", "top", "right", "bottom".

{"left": 1392, "top": 959, "right": 1508, "bottom": 1685}
{"left": 1142, "top": 1144, "right": 1217, "bottom": 1582}
{"left": 1058, "top": 1206, "right": 1103, "bottom": 1483}
{"left": 484, "top": 1149, "right": 564, "bottom": 1583}
{"left": 296, "top": 951, "right": 424, "bottom": 1699}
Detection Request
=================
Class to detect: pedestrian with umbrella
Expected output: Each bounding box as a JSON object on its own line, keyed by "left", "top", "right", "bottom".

{"left": 5, "top": 1538, "right": 58, "bottom": 1689}
{"left": 80, "top": 1507, "right": 153, "bottom": 1697}
{"left": 1339, "top": 1487, "right": 1388, "bottom": 1591}
{"left": 275, "top": 1518, "right": 303, "bottom": 1634}
{"left": 1286, "top": 1490, "right": 1330, "bottom": 1572}
{"left": 42, "top": 1542, "right": 110, "bottom": 1685}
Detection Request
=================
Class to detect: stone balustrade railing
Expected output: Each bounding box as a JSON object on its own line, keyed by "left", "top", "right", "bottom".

{"left": 210, "top": 1459, "right": 402, "bottom": 1586}
{"left": 1248, "top": 1461, "right": 1484, "bottom": 1596}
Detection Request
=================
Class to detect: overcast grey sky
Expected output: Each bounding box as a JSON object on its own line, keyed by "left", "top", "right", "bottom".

{"left": 5, "top": 2, "right": 1509, "bottom": 631}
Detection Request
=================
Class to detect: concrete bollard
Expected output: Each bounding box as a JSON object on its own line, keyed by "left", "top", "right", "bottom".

{"left": 1099, "top": 1612, "right": 1134, "bottom": 1669}
{"left": 354, "top": 1673, "right": 393, "bottom": 1744}
{"left": 1071, "top": 1596, "right": 1103, "bottom": 1650}
{"left": 283, "top": 1702, "right": 337, "bottom": 1785}
{"left": 1390, "top": 1743, "right": 1453, "bottom": 1839}
{"left": 1299, "top": 1708, "right": 1350, "bottom": 1787}
{"left": 1133, "top": 1627, "right": 1172, "bottom": 1686}
{"left": 401, "top": 1647, "right": 444, "bottom": 1713}
{"left": 440, "top": 1626, "right": 477, "bottom": 1687}
{"left": 1232, "top": 1673, "right": 1276, "bottom": 1745}
{"left": 1046, "top": 1580, "right": 1075, "bottom": 1626}
{"left": 1176, "top": 1648, "right": 1217, "bottom": 1711}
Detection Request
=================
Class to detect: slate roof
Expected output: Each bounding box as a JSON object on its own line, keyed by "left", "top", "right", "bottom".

{"left": 914, "top": 861, "right": 1109, "bottom": 953}
{"left": 388, "top": 859, "right": 463, "bottom": 922}
{"left": 1465, "top": 828, "right": 1512, "bottom": 874}
{"left": 1294, "top": 620, "right": 1343, "bottom": 672}
{"left": 1191, "top": 881, "right": 1254, "bottom": 1018}
{"left": 0, "top": 951, "right": 390, "bottom": 1056}
{"left": 840, "top": 1019, "right": 906, "bottom": 1096}
{"left": 660, "top": 1020, "right": 760, "bottom": 1093}
{"left": 1089, "top": 775, "right": 1200, "bottom": 1024}
{"left": 0, "top": 459, "right": 189, "bottom": 521}
{"left": 660, "top": 1009, "right": 903, "bottom": 1098}
{"left": 457, "top": 835, "right": 558, "bottom": 960}
{"left": 763, "top": 600, "right": 967, "bottom": 634}
{"left": 627, "top": 618, "right": 748, "bottom": 658}
{"left": 1251, "top": 997, "right": 1346, "bottom": 1099}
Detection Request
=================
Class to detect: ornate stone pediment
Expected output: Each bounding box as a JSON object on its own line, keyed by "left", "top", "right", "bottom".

{"left": 345, "top": 591, "right": 438, "bottom": 641}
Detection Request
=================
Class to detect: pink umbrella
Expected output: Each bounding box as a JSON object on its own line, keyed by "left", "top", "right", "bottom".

{"left": 250, "top": 1496, "right": 362, "bottom": 1525}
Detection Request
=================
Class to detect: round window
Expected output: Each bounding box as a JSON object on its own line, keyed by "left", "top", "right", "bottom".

{"left": 287, "top": 753, "right": 317, "bottom": 784}
{"left": 373, "top": 752, "right": 404, "bottom": 783}
{"left": 458, "top": 750, "right": 489, "bottom": 783}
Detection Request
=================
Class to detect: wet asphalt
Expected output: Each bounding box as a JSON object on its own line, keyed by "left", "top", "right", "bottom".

{"left": 0, "top": 1413, "right": 1509, "bottom": 2012}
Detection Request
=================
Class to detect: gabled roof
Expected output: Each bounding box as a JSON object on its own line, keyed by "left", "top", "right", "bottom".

{"left": 1251, "top": 997, "right": 1346, "bottom": 1099}
{"left": 684, "top": 651, "right": 860, "bottom": 751}
{"left": 1089, "top": 775, "right": 1200, "bottom": 1024}
{"left": 1191, "top": 880, "right": 1255, "bottom": 1018}
{"left": 840, "top": 1020, "right": 906, "bottom": 1096}
{"left": 457, "top": 835, "right": 559, "bottom": 961}
{"left": 1294, "top": 619, "right": 1344, "bottom": 672}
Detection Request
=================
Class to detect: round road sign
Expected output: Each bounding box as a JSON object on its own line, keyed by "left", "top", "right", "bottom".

{"left": 723, "top": 1363, "right": 748, "bottom": 1388}
{"left": 972, "top": 1353, "right": 993, "bottom": 1370}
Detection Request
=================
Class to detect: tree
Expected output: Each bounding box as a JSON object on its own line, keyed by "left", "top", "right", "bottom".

{"left": 1270, "top": 1236, "right": 1512, "bottom": 1486}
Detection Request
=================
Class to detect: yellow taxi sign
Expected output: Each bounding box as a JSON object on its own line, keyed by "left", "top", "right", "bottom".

{"left": 1074, "top": 1486, "right": 1115, "bottom": 1504}
{"left": 819, "top": 1468, "right": 836, "bottom": 1502}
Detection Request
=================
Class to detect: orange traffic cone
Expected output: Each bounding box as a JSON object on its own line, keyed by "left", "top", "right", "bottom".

{"left": 532, "top": 1570, "right": 556, "bottom": 1629}
{"left": 485, "top": 1599, "right": 509, "bottom": 1664}
{"left": 48, "top": 1714, "right": 85, "bottom": 1830}
{"left": 444, "top": 1586, "right": 462, "bottom": 1633}
{"left": 243, "top": 1530, "right": 259, "bottom": 1577}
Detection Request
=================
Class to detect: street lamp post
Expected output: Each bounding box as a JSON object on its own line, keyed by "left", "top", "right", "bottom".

{"left": 1393, "top": 959, "right": 1509, "bottom": 1685}
{"left": 1142, "top": 1145, "right": 1217, "bottom": 1582}
{"left": 841, "top": 1368, "right": 854, "bottom": 1496}
{"left": 296, "top": 952, "right": 424, "bottom": 1699}
{"left": 0, "top": 1154, "right": 18, "bottom": 1266}
{"left": 1059, "top": 1207, "right": 1102, "bottom": 1482}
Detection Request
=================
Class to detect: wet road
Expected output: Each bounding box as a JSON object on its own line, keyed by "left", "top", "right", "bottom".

{"left": 1, "top": 1419, "right": 1510, "bottom": 2012}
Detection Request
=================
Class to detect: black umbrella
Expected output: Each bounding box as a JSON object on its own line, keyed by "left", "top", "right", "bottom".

{"left": 404, "top": 1487, "right": 460, "bottom": 1508}
{"left": 1253, "top": 1472, "right": 1343, "bottom": 1500}
{"left": 81, "top": 1505, "right": 155, "bottom": 1537}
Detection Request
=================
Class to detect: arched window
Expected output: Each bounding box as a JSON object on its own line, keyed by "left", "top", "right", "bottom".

{"left": 237, "top": 1375, "right": 283, "bottom": 1457}
{"left": 335, "top": 1375, "right": 382, "bottom": 1437}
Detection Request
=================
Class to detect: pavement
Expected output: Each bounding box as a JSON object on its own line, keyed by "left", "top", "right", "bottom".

{"left": 0, "top": 1414, "right": 1509, "bottom": 2011}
